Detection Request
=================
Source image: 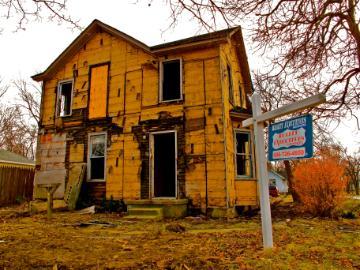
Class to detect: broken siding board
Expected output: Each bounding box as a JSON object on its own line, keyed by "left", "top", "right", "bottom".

{"left": 73, "top": 76, "right": 89, "bottom": 110}
{"left": 124, "top": 70, "right": 142, "bottom": 114}
{"left": 69, "top": 144, "right": 85, "bottom": 163}
{"left": 185, "top": 161, "right": 206, "bottom": 209}
{"left": 140, "top": 107, "right": 184, "bottom": 121}
{"left": 235, "top": 180, "right": 258, "bottom": 205}
{"left": 184, "top": 61, "right": 205, "bottom": 106}
{"left": 204, "top": 58, "right": 222, "bottom": 104}
{"left": 65, "top": 163, "right": 86, "bottom": 210}
{"left": 171, "top": 47, "right": 219, "bottom": 62}
{"left": 107, "top": 75, "right": 124, "bottom": 117}
{"left": 106, "top": 134, "right": 124, "bottom": 199}
{"left": 122, "top": 133, "right": 141, "bottom": 199}
{"left": 142, "top": 68, "right": 159, "bottom": 107}
{"left": 35, "top": 133, "right": 67, "bottom": 199}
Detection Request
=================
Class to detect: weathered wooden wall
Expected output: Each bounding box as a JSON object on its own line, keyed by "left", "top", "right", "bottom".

{"left": 34, "top": 133, "right": 67, "bottom": 199}
{"left": 220, "top": 39, "right": 258, "bottom": 206}
{"left": 38, "top": 27, "right": 258, "bottom": 211}
{"left": 0, "top": 165, "right": 34, "bottom": 206}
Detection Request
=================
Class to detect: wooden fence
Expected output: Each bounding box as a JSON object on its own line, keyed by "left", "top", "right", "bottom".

{"left": 0, "top": 165, "right": 35, "bottom": 206}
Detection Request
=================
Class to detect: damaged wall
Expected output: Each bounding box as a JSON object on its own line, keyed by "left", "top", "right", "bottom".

{"left": 36, "top": 26, "right": 257, "bottom": 211}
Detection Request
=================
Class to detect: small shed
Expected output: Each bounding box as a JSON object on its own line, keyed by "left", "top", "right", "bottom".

{"left": 0, "top": 149, "right": 35, "bottom": 206}
{"left": 268, "top": 170, "right": 288, "bottom": 193}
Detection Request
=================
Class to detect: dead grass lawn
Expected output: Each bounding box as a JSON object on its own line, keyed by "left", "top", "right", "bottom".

{"left": 0, "top": 203, "right": 359, "bottom": 269}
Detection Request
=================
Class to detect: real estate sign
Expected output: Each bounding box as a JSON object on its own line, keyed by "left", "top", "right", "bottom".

{"left": 268, "top": 114, "right": 313, "bottom": 161}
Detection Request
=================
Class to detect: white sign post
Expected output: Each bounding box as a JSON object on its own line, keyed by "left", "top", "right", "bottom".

{"left": 242, "top": 92, "right": 326, "bottom": 249}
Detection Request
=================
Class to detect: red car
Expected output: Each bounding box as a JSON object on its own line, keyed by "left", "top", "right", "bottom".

{"left": 269, "top": 185, "right": 279, "bottom": 197}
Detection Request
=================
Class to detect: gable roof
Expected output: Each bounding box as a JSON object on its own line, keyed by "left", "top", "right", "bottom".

{"left": 32, "top": 19, "right": 252, "bottom": 93}
{"left": 150, "top": 26, "right": 239, "bottom": 52}
{"left": 0, "top": 149, "right": 35, "bottom": 165}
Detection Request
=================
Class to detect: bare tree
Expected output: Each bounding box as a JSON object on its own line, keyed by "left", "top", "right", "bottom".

{"left": 0, "top": 103, "right": 37, "bottom": 159}
{"left": 0, "top": 77, "right": 9, "bottom": 98}
{"left": 0, "top": 0, "right": 81, "bottom": 32}
{"left": 13, "top": 79, "right": 41, "bottom": 125}
{"left": 162, "top": 0, "right": 360, "bottom": 126}
{"left": 344, "top": 149, "right": 360, "bottom": 195}
{"left": 0, "top": 79, "right": 40, "bottom": 159}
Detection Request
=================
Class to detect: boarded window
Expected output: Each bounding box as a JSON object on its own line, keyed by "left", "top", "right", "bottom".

{"left": 89, "top": 64, "right": 109, "bottom": 119}
{"left": 161, "top": 59, "right": 181, "bottom": 101}
{"left": 235, "top": 131, "right": 253, "bottom": 178}
{"left": 227, "top": 65, "right": 234, "bottom": 104}
{"left": 57, "top": 80, "right": 73, "bottom": 117}
{"left": 88, "top": 133, "right": 106, "bottom": 181}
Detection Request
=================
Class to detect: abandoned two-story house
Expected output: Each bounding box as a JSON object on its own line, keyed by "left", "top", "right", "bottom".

{"left": 32, "top": 19, "right": 257, "bottom": 217}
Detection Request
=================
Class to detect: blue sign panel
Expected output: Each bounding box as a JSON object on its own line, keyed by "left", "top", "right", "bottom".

{"left": 268, "top": 114, "right": 313, "bottom": 161}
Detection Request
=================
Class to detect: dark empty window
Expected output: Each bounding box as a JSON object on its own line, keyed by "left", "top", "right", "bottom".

{"left": 88, "top": 134, "right": 106, "bottom": 181}
{"left": 227, "top": 65, "right": 234, "bottom": 104}
{"left": 161, "top": 59, "right": 181, "bottom": 101}
{"left": 235, "top": 131, "right": 253, "bottom": 178}
{"left": 57, "top": 80, "right": 73, "bottom": 117}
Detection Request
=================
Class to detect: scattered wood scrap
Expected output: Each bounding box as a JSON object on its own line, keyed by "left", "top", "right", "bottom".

{"left": 165, "top": 223, "right": 186, "bottom": 233}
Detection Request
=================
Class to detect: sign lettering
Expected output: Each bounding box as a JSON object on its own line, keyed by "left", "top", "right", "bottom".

{"left": 268, "top": 115, "right": 313, "bottom": 161}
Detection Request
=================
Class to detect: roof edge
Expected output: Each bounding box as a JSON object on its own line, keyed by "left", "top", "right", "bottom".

{"left": 32, "top": 20, "right": 244, "bottom": 82}
{"left": 32, "top": 19, "right": 153, "bottom": 81}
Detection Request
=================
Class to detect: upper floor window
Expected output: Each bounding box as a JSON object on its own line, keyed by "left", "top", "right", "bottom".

{"left": 160, "top": 59, "right": 182, "bottom": 102}
{"left": 56, "top": 80, "right": 73, "bottom": 117}
{"left": 227, "top": 64, "right": 234, "bottom": 104}
{"left": 235, "top": 131, "right": 253, "bottom": 178}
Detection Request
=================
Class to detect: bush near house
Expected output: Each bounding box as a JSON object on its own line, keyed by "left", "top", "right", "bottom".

{"left": 293, "top": 152, "right": 348, "bottom": 217}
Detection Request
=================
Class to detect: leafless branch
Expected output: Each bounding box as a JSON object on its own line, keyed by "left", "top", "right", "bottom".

{"left": 0, "top": 0, "right": 82, "bottom": 32}
{"left": 12, "top": 79, "right": 41, "bottom": 125}
{"left": 162, "top": 0, "right": 360, "bottom": 126}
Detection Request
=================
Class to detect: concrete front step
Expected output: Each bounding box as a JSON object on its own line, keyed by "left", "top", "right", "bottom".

{"left": 126, "top": 207, "right": 164, "bottom": 219}
{"left": 125, "top": 199, "right": 188, "bottom": 218}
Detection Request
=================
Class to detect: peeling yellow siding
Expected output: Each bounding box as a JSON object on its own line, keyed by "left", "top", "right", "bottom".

{"left": 220, "top": 40, "right": 258, "bottom": 207}
{"left": 38, "top": 30, "right": 256, "bottom": 210}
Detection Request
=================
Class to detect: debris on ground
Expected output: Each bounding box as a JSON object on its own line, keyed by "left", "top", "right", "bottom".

{"left": 76, "top": 205, "right": 95, "bottom": 214}
{"left": 62, "top": 219, "right": 117, "bottom": 228}
{"left": 0, "top": 198, "right": 359, "bottom": 269}
{"left": 165, "top": 223, "right": 186, "bottom": 233}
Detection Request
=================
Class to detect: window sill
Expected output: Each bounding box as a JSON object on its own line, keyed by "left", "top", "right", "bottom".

{"left": 159, "top": 99, "right": 183, "bottom": 104}
{"left": 235, "top": 177, "right": 257, "bottom": 181}
{"left": 57, "top": 114, "right": 72, "bottom": 118}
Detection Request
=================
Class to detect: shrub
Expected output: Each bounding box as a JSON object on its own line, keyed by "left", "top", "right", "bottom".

{"left": 293, "top": 153, "right": 348, "bottom": 217}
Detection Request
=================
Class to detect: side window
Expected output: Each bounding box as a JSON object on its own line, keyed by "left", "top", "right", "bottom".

{"left": 227, "top": 64, "right": 234, "bottom": 104}
{"left": 235, "top": 131, "right": 253, "bottom": 178}
{"left": 56, "top": 80, "right": 73, "bottom": 117}
{"left": 160, "top": 59, "right": 182, "bottom": 102}
{"left": 88, "top": 133, "right": 106, "bottom": 181}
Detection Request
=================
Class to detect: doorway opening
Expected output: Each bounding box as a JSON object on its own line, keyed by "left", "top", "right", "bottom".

{"left": 150, "top": 131, "right": 177, "bottom": 198}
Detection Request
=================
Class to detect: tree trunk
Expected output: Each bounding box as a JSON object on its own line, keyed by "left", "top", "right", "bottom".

{"left": 355, "top": 178, "right": 359, "bottom": 195}
{"left": 284, "top": 160, "right": 301, "bottom": 203}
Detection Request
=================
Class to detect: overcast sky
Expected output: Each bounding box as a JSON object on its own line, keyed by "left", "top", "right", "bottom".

{"left": 0, "top": 0, "right": 358, "bottom": 151}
